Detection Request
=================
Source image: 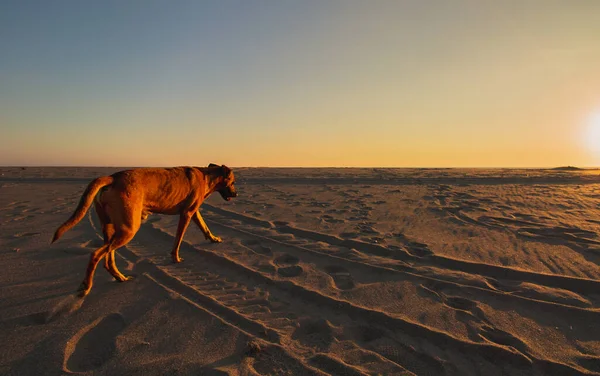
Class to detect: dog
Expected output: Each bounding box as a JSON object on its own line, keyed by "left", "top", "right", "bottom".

{"left": 51, "top": 163, "right": 237, "bottom": 297}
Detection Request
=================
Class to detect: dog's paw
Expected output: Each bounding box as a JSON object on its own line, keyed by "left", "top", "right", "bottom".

{"left": 77, "top": 283, "right": 90, "bottom": 298}
{"left": 210, "top": 236, "right": 222, "bottom": 243}
{"left": 172, "top": 256, "right": 183, "bottom": 263}
{"left": 119, "top": 275, "right": 135, "bottom": 282}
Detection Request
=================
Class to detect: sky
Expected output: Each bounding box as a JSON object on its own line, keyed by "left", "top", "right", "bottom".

{"left": 1, "top": 0, "right": 600, "bottom": 168}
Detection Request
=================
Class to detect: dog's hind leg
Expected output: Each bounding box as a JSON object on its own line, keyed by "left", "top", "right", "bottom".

{"left": 102, "top": 224, "right": 129, "bottom": 281}
{"left": 95, "top": 202, "right": 128, "bottom": 282}
{"left": 79, "top": 229, "right": 136, "bottom": 297}
{"left": 79, "top": 244, "right": 111, "bottom": 297}
{"left": 171, "top": 212, "right": 193, "bottom": 263}
{"left": 100, "top": 222, "right": 131, "bottom": 282}
{"left": 192, "top": 211, "right": 222, "bottom": 243}
{"left": 105, "top": 250, "right": 132, "bottom": 282}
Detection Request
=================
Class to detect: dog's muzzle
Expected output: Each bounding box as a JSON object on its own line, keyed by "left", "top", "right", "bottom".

{"left": 219, "top": 187, "right": 237, "bottom": 201}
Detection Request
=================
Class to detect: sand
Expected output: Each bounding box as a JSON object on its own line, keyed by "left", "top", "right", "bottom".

{"left": 1, "top": 166, "right": 600, "bottom": 375}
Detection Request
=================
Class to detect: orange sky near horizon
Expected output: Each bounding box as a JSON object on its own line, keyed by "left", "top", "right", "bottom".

{"left": 1, "top": 1, "right": 600, "bottom": 168}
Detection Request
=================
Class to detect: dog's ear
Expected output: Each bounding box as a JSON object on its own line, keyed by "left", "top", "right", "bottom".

{"left": 221, "top": 165, "right": 231, "bottom": 176}
{"left": 208, "top": 163, "right": 219, "bottom": 168}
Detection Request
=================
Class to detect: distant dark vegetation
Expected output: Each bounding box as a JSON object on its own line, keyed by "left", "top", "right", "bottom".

{"left": 550, "top": 166, "right": 584, "bottom": 171}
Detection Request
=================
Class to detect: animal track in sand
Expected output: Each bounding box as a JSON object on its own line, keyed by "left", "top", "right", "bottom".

{"left": 418, "top": 283, "right": 489, "bottom": 323}
{"left": 445, "top": 296, "right": 478, "bottom": 312}
{"left": 391, "top": 233, "right": 434, "bottom": 257}
{"left": 356, "top": 223, "right": 379, "bottom": 235}
{"left": 340, "top": 231, "right": 360, "bottom": 239}
{"left": 292, "top": 318, "right": 337, "bottom": 351}
{"left": 65, "top": 313, "right": 126, "bottom": 372}
{"left": 274, "top": 253, "right": 303, "bottom": 277}
{"left": 406, "top": 243, "right": 434, "bottom": 257}
{"left": 324, "top": 265, "right": 355, "bottom": 290}
{"left": 320, "top": 214, "right": 345, "bottom": 224}
{"left": 309, "top": 201, "right": 331, "bottom": 208}
{"left": 478, "top": 325, "right": 531, "bottom": 357}
{"left": 277, "top": 265, "right": 304, "bottom": 277}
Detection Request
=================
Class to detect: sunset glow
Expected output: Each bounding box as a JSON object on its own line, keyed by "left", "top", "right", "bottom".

{"left": 1, "top": 1, "right": 600, "bottom": 167}
{"left": 585, "top": 111, "right": 600, "bottom": 158}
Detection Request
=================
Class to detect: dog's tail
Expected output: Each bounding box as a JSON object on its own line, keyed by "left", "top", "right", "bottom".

{"left": 51, "top": 176, "right": 114, "bottom": 243}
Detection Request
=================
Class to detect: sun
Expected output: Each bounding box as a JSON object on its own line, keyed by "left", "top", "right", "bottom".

{"left": 585, "top": 111, "right": 600, "bottom": 156}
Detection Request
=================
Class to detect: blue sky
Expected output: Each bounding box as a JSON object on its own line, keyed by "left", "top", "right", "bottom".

{"left": 2, "top": 1, "right": 600, "bottom": 167}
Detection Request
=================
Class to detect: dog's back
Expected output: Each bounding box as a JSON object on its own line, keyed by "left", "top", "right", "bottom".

{"left": 107, "top": 167, "right": 199, "bottom": 212}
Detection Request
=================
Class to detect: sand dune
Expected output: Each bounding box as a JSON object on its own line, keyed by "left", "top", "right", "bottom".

{"left": 1, "top": 167, "right": 600, "bottom": 375}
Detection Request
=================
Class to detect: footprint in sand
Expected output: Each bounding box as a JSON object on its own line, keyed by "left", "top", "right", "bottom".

{"left": 65, "top": 313, "right": 126, "bottom": 373}
{"left": 406, "top": 242, "right": 434, "bottom": 257}
{"left": 277, "top": 265, "right": 304, "bottom": 277}
{"left": 357, "top": 222, "right": 378, "bottom": 233}
{"left": 274, "top": 253, "right": 303, "bottom": 277}
{"left": 340, "top": 231, "right": 359, "bottom": 239}
{"left": 292, "top": 318, "right": 337, "bottom": 351}
{"left": 322, "top": 215, "right": 345, "bottom": 224}
{"left": 445, "top": 296, "right": 478, "bottom": 312}
{"left": 478, "top": 325, "right": 530, "bottom": 356}
{"left": 324, "top": 265, "right": 355, "bottom": 290}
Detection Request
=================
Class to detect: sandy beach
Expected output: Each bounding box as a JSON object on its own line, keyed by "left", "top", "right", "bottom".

{"left": 2, "top": 166, "right": 600, "bottom": 375}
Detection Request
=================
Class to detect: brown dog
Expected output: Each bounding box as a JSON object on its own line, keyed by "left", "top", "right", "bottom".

{"left": 52, "top": 164, "right": 237, "bottom": 297}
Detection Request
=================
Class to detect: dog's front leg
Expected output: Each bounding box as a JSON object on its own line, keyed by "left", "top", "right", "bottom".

{"left": 192, "top": 211, "right": 222, "bottom": 243}
{"left": 171, "top": 212, "right": 193, "bottom": 263}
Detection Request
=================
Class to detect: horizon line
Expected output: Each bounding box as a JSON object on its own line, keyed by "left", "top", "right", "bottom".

{"left": 1, "top": 165, "right": 598, "bottom": 170}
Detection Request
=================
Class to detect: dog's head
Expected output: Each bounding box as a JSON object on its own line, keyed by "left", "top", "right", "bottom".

{"left": 209, "top": 163, "right": 237, "bottom": 201}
